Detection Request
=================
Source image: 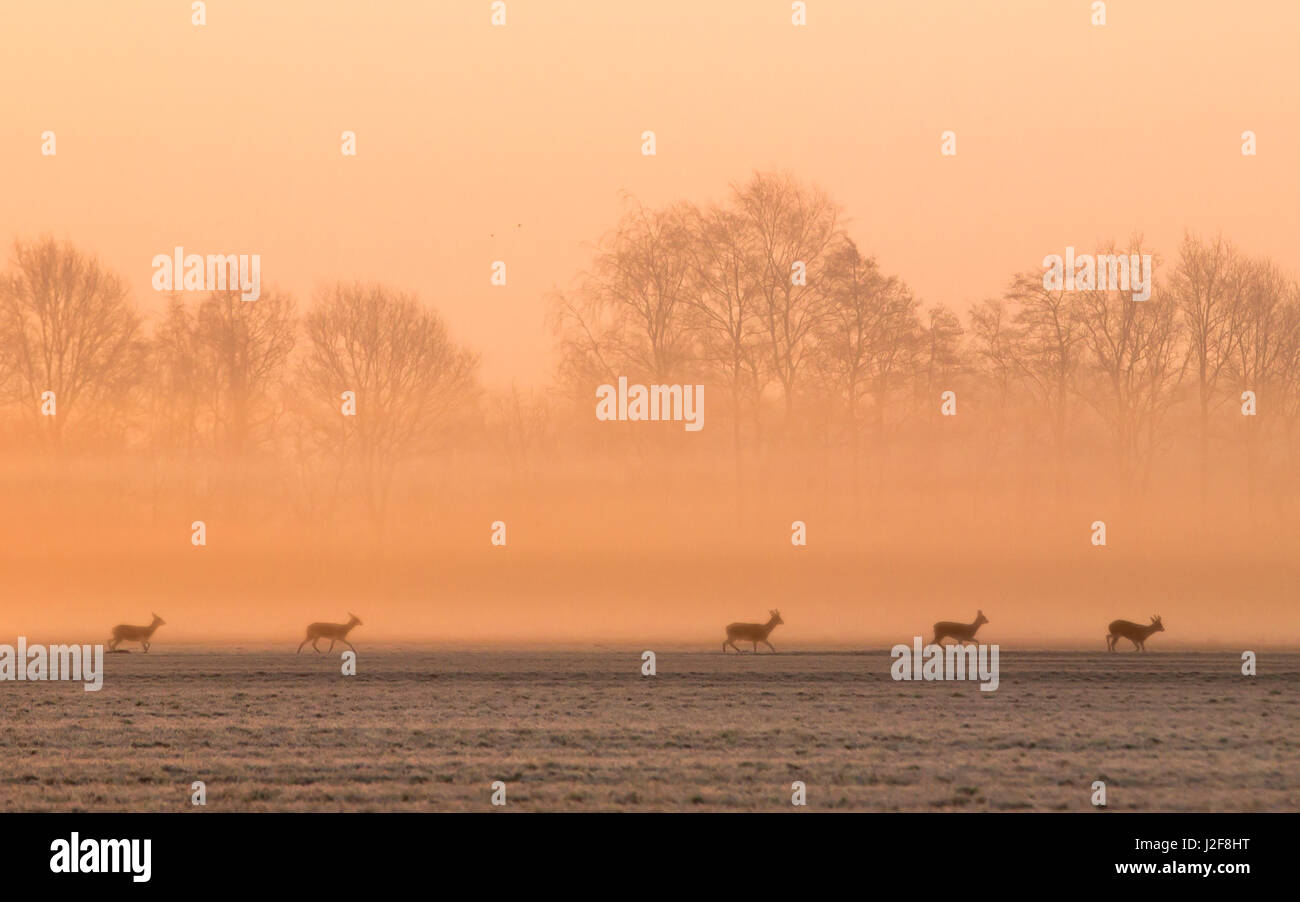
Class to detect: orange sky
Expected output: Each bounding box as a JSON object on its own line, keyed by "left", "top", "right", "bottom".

{"left": 3, "top": 0, "right": 1297, "bottom": 388}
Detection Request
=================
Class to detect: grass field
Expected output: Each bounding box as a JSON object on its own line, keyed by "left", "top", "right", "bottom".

{"left": 2, "top": 647, "right": 1295, "bottom": 811}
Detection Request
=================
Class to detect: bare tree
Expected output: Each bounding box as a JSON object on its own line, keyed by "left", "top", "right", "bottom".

{"left": 147, "top": 296, "right": 203, "bottom": 453}
{"left": 1274, "top": 290, "right": 1300, "bottom": 525}
{"left": 298, "top": 282, "right": 478, "bottom": 525}
{"left": 733, "top": 171, "right": 841, "bottom": 426}
{"left": 0, "top": 236, "right": 144, "bottom": 448}
{"left": 815, "top": 240, "right": 883, "bottom": 432}
{"left": 489, "top": 384, "right": 557, "bottom": 481}
{"left": 1002, "top": 273, "right": 1085, "bottom": 493}
{"left": 682, "top": 203, "right": 766, "bottom": 478}
{"left": 917, "top": 304, "right": 964, "bottom": 400}
{"left": 1170, "top": 232, "right": 1240, "bottom": 502}
{"left": 813, "top": 238, "right": 918, "bottom": 493}
{"left": 553, "top": 198, "right": 695, "bottom": 392}
{"left": 1074, "top": 242, "right": 1186, "bottom": 489}
{"left": 968, "top": 297, "right": 1016, "bottom": 454}
{"left": 151, "top": 289, "right": 296, "bottom": 456}
{"left": 1224, "top": 257, "right": 1298, "bottom": 515}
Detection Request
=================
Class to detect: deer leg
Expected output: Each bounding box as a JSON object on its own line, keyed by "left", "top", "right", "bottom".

{"left": 343, "top": 640, "right": 355, "bottom": 653}
{"left": 327, "top": 639, "right": 336, "bottom": 652}
{"left": 312, "top": 638, "right": 321, "bottom": 653}
{"left": 727, "top": 640, "right": 741, "bottom": 653}
{"left": 763, "top": 641, "right": 775, "bottom": 654}
{"left": 142, "top": 641, "right": 150, "bottom": 654}
{"left": 297, "top": 639, "right": 307, "bottom": 654}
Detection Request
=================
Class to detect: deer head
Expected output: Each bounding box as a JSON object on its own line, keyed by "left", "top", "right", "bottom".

{"left": 348, "top": 612, "right": 362, "bottom": 626}
{"left": 1151, "top": 615, "right": 1164, "bottom": 632}
{"left": 151, "top": 613, "right": 166, "bottom": 626}
{"left": 975, "top": 609, "right": 988, "bottom": 626}
{"left": 769, "top": 609, "right": 784, "bottom": 626}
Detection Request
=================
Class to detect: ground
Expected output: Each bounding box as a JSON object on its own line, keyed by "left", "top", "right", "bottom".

{"left": 2, "top": 648, "right": 1295, "bottom": 811}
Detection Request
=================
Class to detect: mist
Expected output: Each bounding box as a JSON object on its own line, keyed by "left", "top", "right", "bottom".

{"left": 2, "top": 1, "right": 1298, "bottom": 649}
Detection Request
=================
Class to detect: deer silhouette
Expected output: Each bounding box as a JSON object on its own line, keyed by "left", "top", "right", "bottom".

{"left": 930, "top": 610, "right": 988, "bottom": 646}
{"left": 109, "top": 613, "right": 166, "bottom": 653}
{"left": 1107, "top": 615, "right": 1164, "bottom": 652}
{"left": 722, "top": 609, "right": 784, "bottom": 654}
{"left": 297, "top": 613, "right": 362, "bottom": 654}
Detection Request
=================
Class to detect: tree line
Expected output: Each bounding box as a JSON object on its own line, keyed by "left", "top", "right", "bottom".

{"left": 0, "top": 238, "right": 477, "bottom": 524}
{"left": 553, "top": 172, "right": 1300, "bottom": 512}
{"left": 3, "top": 171, "right": 1298, "bottom": 527}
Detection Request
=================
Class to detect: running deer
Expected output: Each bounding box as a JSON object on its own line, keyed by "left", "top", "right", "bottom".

{"left": 930, "top": 610, "right": 988, "bottom": 646}
{"left": 722, "top": 609, "right": 784, "bottom": 654}
{"left": 109, "top": 613, "right": 166, "bottom": 653}
{"left": 297, "top": 613, "right": 362, "bottom": 654}
{"left": 1106, "top": 615, "right": 1164, "bottom": 652}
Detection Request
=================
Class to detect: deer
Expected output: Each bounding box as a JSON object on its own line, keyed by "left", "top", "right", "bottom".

{"left": 930, "top": 610, "right": 988, "bottom": 646}
{"left": 108, "top": 613, "right": 166, "bottom": 653}
{"left": 297, "top": 613, "right": 362, "bottom": 654}
{"left": 1107, "top": 615, "right": 1164, "bottom": 652}
{"left": 722, "top": 609, "right": 784, "bottom": 654}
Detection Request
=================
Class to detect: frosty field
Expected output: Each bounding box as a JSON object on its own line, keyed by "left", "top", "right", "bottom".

{"left": 2, "top": 648, "right": 1295, "bottom": 812}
